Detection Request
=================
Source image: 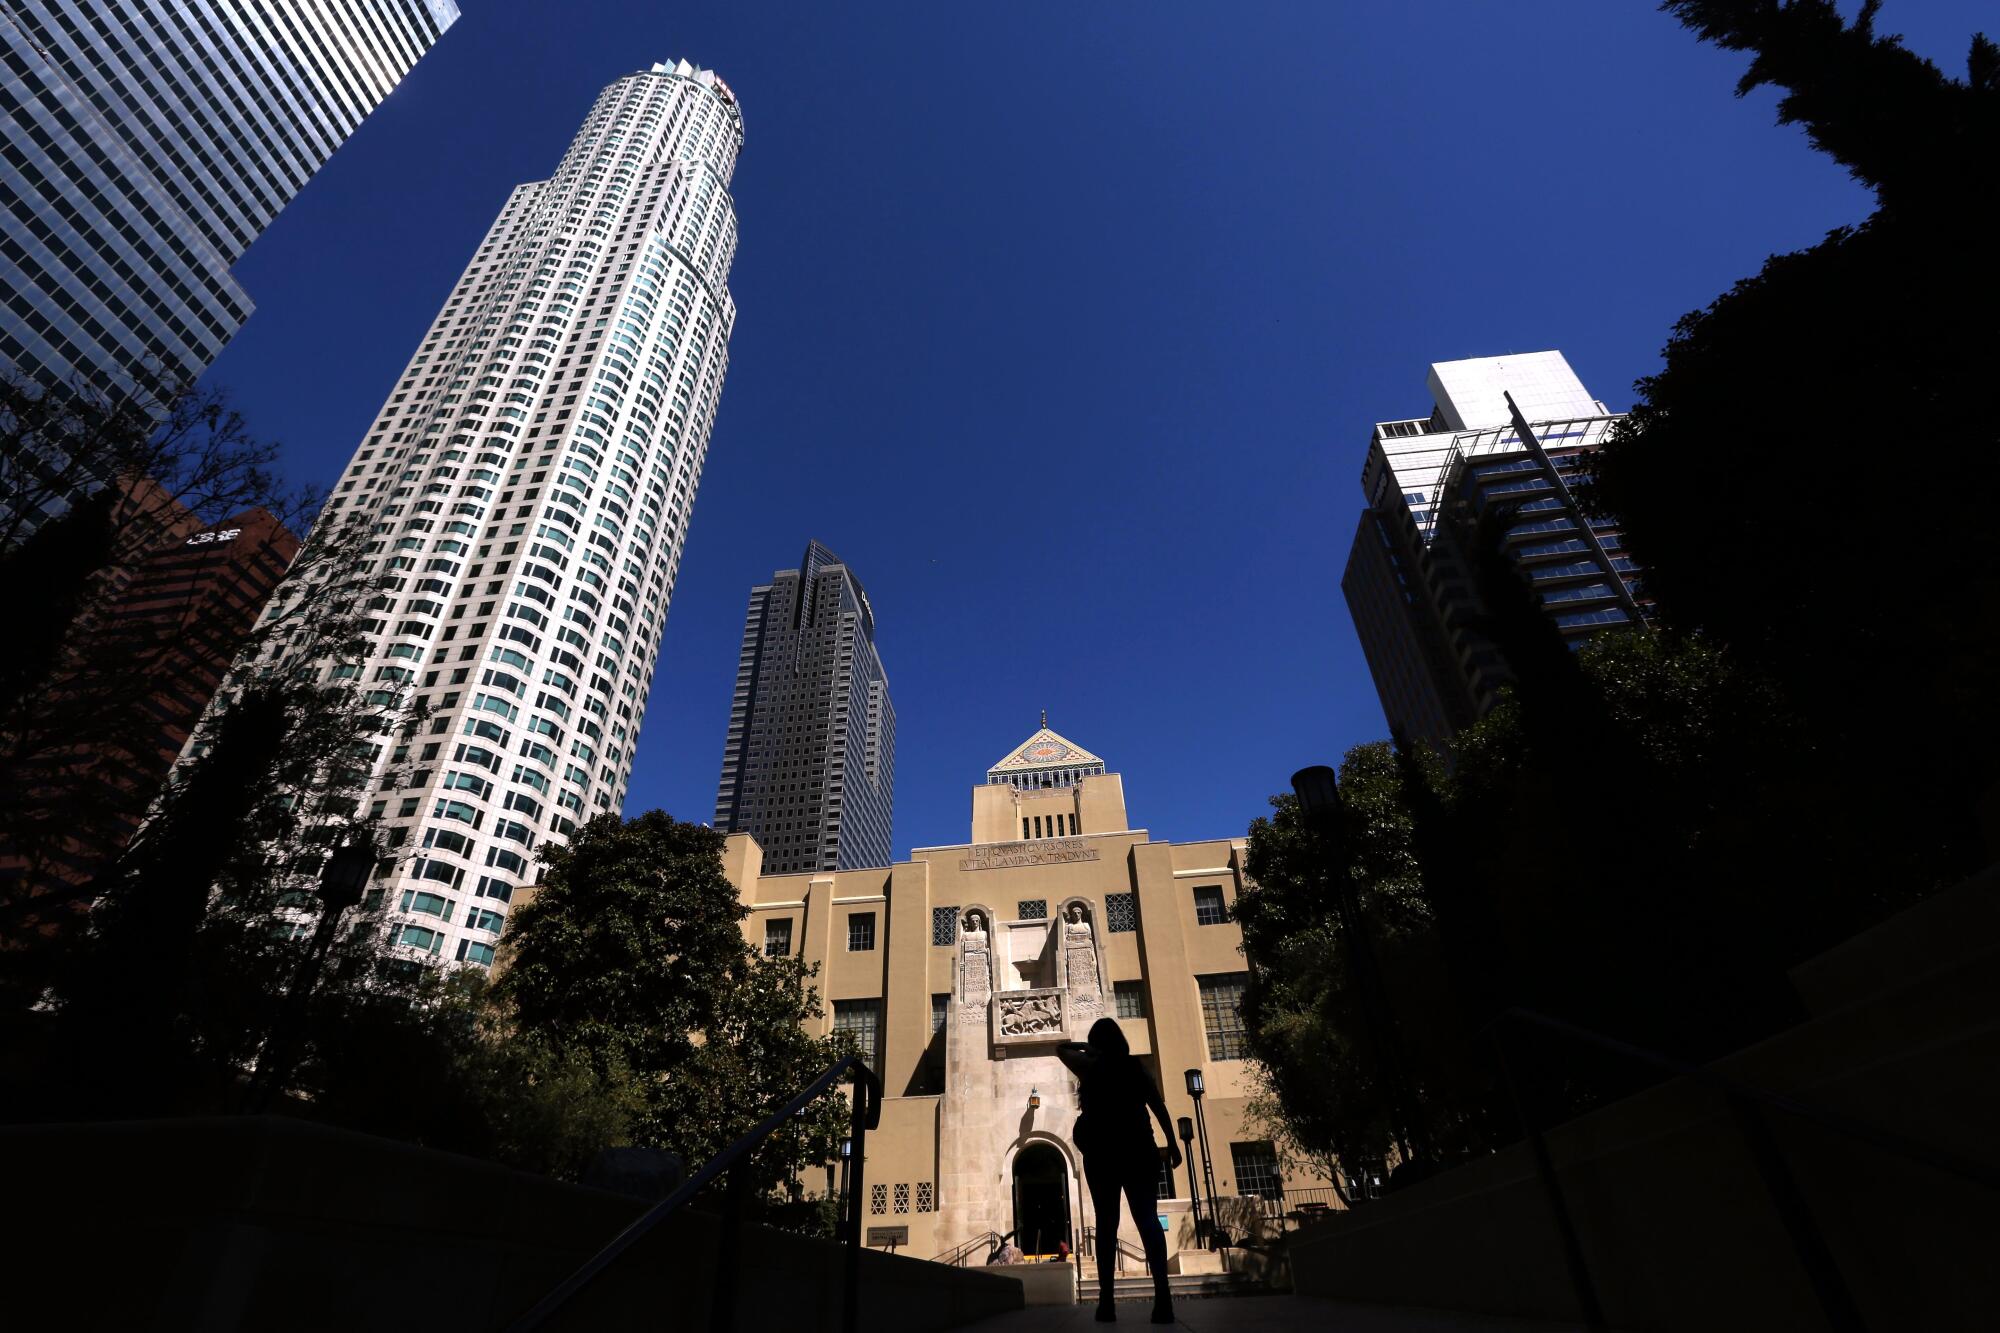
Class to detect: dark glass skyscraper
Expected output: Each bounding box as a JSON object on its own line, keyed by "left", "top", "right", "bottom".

{"left": 716, "top": 542, "right": 894, "bottom": 874}
{"left": 0, "top": 0, "right": 460, "bottom": 398}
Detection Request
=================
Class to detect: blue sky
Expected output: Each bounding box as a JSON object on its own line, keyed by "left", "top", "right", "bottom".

{"left": 201, "top": 1, "right": 1989, "bottom": 856}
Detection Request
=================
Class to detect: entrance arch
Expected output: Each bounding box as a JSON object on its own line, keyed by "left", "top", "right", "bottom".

{"left": 1011, "top": 1142, "right": 1072, "bottom": 1257}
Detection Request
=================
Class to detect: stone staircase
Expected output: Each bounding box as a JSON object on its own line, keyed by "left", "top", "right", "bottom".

{"left": 1102, "top": 1271, "right": 1258, "bottom": 1302}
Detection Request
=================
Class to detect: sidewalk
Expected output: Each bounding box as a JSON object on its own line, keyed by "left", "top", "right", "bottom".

{"left": 963, "top": 1294, "right": 1594, "bottom": 1331}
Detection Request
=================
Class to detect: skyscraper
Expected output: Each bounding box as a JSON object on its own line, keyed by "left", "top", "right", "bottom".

{"left": 1341, "top": 351, "right": 1640, "bottom": 750}
{"left": 0, "top": 0, "right": 460, "bottom": 399}
{"left": 0, "top": 480, "right": 298, "bottom": 906}
{"left": 277, "top": 60, "right": 742, "bottom": 967}
{"left": 715, "top": 542, "right": 895, "bottom": 875}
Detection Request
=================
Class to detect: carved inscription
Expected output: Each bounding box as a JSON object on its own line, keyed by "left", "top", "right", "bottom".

{"left": 960, "top": 838, "right": 1100, "bottom": 872}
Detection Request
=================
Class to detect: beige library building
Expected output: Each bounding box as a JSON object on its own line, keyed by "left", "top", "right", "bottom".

{"left": 720, "top": 724, "right": 1337, "bottom": 1263}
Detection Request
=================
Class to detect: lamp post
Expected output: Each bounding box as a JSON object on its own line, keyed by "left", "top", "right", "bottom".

{"left": 1177, "top": 1116, "right": 1205, "bottom": 1250}
{"left": 1291, "top": 765, "right": 1431, "bottom": 1171}
{"left": 1184, "top": 1069, "right": 1220, "bottom": 1248}
{"left": 245, "top": 836, "right": 378, "bottom": 1112}
{"left": 838, "top": 1135, "right": 853, "bottom": 1220}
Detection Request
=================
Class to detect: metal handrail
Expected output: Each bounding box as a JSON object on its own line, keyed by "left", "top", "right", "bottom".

{"left": 928, "top": 1229, "right": 1004, "bottom": 1267}
{"left": 504, "top": 1054, "right": 883, "bottom": 1333}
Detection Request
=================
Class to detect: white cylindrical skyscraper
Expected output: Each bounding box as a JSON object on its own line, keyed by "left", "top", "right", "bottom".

{"left": 299, "top": 60, "right": 743, "bottom": 966}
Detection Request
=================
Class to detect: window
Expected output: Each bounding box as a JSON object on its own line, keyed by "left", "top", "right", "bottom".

{"left": 1230, "top": 1142, "right": 1282, "bottom": 1200}
{"left": 916, "top": 1182, "right": 934, "bottom": 1212}
{"left": 931, "top": 906, "right": 958, "bottom": 947}
{"left": 834, "top": 999, "right": 880, "bottom": 1068}
{"left": 1156, "top": 1159, "right": 1177, "bottom": 1200}
{"left": 1193, "top": 886, "right": 1228, "bottom": 926}
{"left": 765, "top": 917, "right": 793, "bottom": 957}
{"left": 1105, "top": 892, "right": 1136, "bottom": 933}
{"left": 1017, "top": 899, "right": 1046, "bottom": 921}
{"left": 1114, "top": 981, "right": 1146, "bottom": 1019}
{"left": 893, "top": 1183, "right": 909, "bottom": 1214}
{"left": 1197, "top": 973, "right": 1249, "bottom": 1061}
{"left": 932, "top": 993, "right": 949, "bottom": 1034}
{"left": 847, "top": 912, "right": 875, "bottom": 951}
{"left": 456, "top": 939, "right": 497, "bottom": 967}
{"left": 870, "top": 1183, "right": 886, "bottom": 1215}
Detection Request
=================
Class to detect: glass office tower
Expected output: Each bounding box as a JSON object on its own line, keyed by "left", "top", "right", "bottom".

{"left": 0, "top": 1, "right": 460, "bottom": 397}
{"left": 716, "top": 541, "right": 896, "bottom": 875}
{"left": 1341, "top": 351, "right": 1641, "bottom": 751}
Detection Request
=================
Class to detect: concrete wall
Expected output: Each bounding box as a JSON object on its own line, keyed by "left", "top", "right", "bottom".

{"left": 0, "top": 1116, "right": 1022, "bottom": 1333}
{"left": 1289, "top": 869, "right": 2000, "bottom": 1332}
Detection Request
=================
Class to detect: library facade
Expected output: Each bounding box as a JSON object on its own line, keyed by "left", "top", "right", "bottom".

{"left": 720, "top": 725, "right": 1335, "bottom": 1260}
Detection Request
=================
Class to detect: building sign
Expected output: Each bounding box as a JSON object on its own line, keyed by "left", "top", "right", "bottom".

{"left": 866, "top": 1226, "right": 907, "bottom": 1247}
{"left": 184, "top": 527, "right": 241, "bottom": 546}
{"left": 959, "top": 838, "right": 1100, "bottom": 872}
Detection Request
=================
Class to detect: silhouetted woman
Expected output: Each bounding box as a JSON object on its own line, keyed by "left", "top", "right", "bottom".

{"left": 1059, "top": 1017, "right": 1180, "bottom": 1324}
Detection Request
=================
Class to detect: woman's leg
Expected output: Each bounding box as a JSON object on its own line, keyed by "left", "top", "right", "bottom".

{"left": 1084, "top": 1152, "right": 1125, "bottom": 1313}
{"left": 1119, "top": 1165, "right": 1172, "bottom": 1314}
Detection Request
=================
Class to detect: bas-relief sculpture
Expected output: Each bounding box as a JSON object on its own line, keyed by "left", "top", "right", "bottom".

{"left": 1060, "top": 902, "right": 1102, "bottom": 1019}
{"left": 958, "top": 910, "right": 992, "bottom": 1024}
{"left": 995, "top": 989, "right": 1065, "bottom": 1039}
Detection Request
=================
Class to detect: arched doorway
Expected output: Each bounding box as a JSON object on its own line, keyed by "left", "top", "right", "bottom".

{"left": 1011, "top": 1143, "right": 1071, "bottom": 1257}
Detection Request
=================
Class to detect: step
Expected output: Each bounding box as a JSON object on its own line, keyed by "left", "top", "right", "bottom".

{"left": 1101, "top": 1272, "right": 1259, "bottom": 1301}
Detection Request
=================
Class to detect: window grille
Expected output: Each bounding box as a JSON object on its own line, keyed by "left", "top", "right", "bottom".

{"left": 931, "top": 906, "right": 957, "bottom": 946}
{"left": 1105, "top": 892, "right": 1136, "bottom": 933}
{"left": 916, "top": 1182, "right": 934, "bottom": 1212}
{"left": 1197, "top": 972, "right": 1249, "bottom": 1061}
{"left": 833, "top": 999, "right": 880, "bottom": 1068}
{"left": 1230, "top": 1142, "right": 1283, "bottom": 1200}
{"left": 893, "top": 1183, "right": 909, "bottom": 1215}
{"left": 1017, "top": 899, "right": 1046, "bottom": 921}
{"left": 1193, "top": 885, "right": 1228, "bottom": 926}
{"left": 870, "top": 1184, "right": 886, "bottom": 1215}
{"left": 1114, "top": 981, "right": 1146, "bottom": 1019}
{"left": 764, "top": 918, "right": 792, "bottom": 957}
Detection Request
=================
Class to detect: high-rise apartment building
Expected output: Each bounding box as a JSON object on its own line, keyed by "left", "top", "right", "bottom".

{"left": 271, "top": 60, "right": 743, "bottom": 967}
{"left": 0, "top": 1, "right": 460, "bottom": 399}
{"left": 1342, "top": 351, "right": 1642, "bottom": 750}
{"left": 715, "top": 541, "right": 894, "bottom": 875}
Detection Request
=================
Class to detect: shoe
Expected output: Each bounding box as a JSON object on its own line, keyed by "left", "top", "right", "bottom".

{"left": 1095, "top": 1299, "right": 1117, "bottom": 1322}
{"left": 1150, "top": 1301, "right": 1174, "bottom": 1325}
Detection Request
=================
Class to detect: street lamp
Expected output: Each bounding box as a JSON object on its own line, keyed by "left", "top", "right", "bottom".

{"left": 839, "top": 1134, "right": 853, "bottom": 1215}
{"left": 1291, "top": 765, "right": 1430, "bottom": 1172}
{"left": 1177, "top": 1116, "right": 1206, "bottom": 1249}
{"left": 245, "top": 836, "right": 379, "bottom": 1112}
{"left": 1184, "top": 1069, "right": 1220, "bottom": 1248}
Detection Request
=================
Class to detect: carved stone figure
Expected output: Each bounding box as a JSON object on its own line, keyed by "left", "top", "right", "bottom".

{"left": 1061, "top": 902, "right": 1103, "bottom": 1018}
{"left": 958, "top": 910, "right": 992, "bottom": 1023}
{"left": 997, "top": 990, "right": 1063, "bottom": 1038}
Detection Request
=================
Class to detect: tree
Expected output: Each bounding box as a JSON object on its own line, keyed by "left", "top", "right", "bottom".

{"left": 498, "top": 811, "right": 851, "bottom": 1204}
{"left": 0, "top": 369, "right": 306, "bottom": 966}
{"left": 1583, "top": 2, "right": 2000, "bottom": 884}
{"left": 30, "top": 513, "right": 429, "bottom": 1115}
{"left": 1235, "top": 744, "right": 1472, "bottom": 1180}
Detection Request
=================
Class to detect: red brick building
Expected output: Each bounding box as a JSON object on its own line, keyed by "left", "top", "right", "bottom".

{"left": 0, "top": 478, "right": 299, "bottom": 906}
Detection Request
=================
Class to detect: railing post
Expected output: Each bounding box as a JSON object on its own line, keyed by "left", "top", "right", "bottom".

{"left": 842, "top": 1071, "right": 869, "bottom": 1333}
{"left": 1493, "top": 1027, "right": 1608, "bottom": 1333}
